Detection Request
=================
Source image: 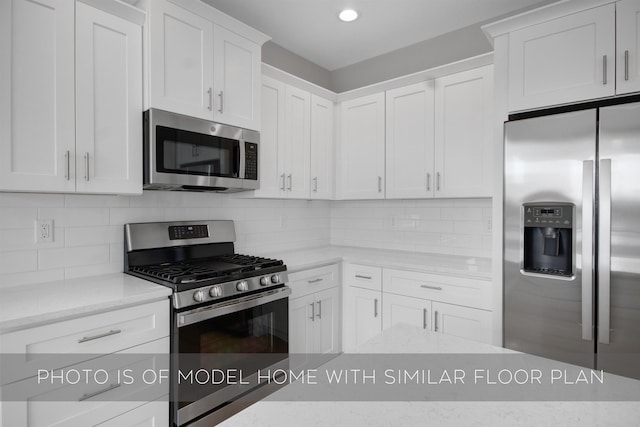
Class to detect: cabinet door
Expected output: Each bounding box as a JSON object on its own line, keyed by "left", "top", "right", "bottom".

{"left": 385, "top": 82, "right": 435, "bottom": 199}
{"left": 432, "top": 301, "right": 492, "bottom": 344}
{"left": 95, "top": 401, "right": 168, "bottom": 427}
{"left": 75, "top": 2, "right": 142, "bottom": 195}
{"left": 0, "top": 0, "right": 75, "bottom": 192}
{"left": 314, "top": 287, "right": 340, "bottom": 354}
{"left": 289, "top": 295, "right": 315, "bottom": 354}
{"left": 284, "top": 85, "right": 311, "bottom": 199}
{"left": 338, "top": 93, "right": 386, "bottom": 199}
{"left": 310, "top": 94, "right": 335, "bottom": 200}
{"left": 148, "top": 0, "right": 213, "bottom": 120}
{"left": 254, "top": 76, "right": 285, "bottom": 197}
{"left": 508, "top": 4, "right": 615, "bottom": 111}
{"left": 213, "top": 24, "right": 261, "bottom": 131}
{"left": 344, "top": 287, "right": 382, "bottom": 352}
{"left": 382, "top": 293, "right": 430, "bottom": 331}
{"left": 617, "top": 0, "right": 640, "bottom": 94}
{"left": 434, "top": 65, "right": 493, "bottom": 198}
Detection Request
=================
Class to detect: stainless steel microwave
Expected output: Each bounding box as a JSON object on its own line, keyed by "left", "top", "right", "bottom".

{"left": 143, "top": 109, "right": 259, "bottom": 192}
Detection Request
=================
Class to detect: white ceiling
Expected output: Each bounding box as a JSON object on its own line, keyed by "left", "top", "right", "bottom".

{"left": 203, "top": 0, "right": 556, "bottom": 71}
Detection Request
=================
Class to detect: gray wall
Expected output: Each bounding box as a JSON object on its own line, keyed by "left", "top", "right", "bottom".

{"left": 261, "top": 23, "right": 492, "bottom": 93}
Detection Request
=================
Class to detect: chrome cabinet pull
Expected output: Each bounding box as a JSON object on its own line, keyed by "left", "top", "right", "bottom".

{"left": 78, "top": 383, "right": 121, "bottom": 401}
{"left": 378, "top": 176, "right": 382, "bottom": 192}
{"left": 625, "top": 50, "right": 630, "bottom": 81}
{"left": 598, "top": 159, "right": 612, "bottom": 344}
{"left": 420, "top": 285, "right": 442, "bottom": 291}
{"left": 426, "top": 173, "right": 431, "bottom": 191}
{"left": 308, "top": 278, "right": 323, "bottom": 284}
{"left": 355, "top": 274, "right": 372, "bottom": 280}
{"left": 436, "top": 172, "right": 441, "bottom": 191}
{"left": 84, "top": 152, "right": 90, "bottom": 181}
{"left": 374, "top": 298, "right": 378, "bottom": 318}
{"left": 78, "top": 329, "right": 122, "bottom": 344}
{"left": 287, "top": 174, "right": 292, "bottom": 191}
{"left": 603, "top": 55, "right": 608, "bottom": 85}
{"left": 434, "top": 310, "right": 439, "bottom": 332}
{"left": 65, "top": 150, "right": 70, "bottom": 180}
{"left": 280, "top": 173, "right": 285, "bottom": 191}
{"left": 218, "top": 91, "right": 224, "bottom": 113}
{"left": 423, "top": 308, "right": 427, "bottom": 329}
{"left": 316, "top": 301, "right": 322, "bottom": 319}
{"left": 310, "top": 302, "right": 315, "bottom": 322}
{"left": 207, "top": 88, "right": 213, "bottom": 111}
{"left": 313, "top": 177, "right": 318, "bottom": 192}
{"left": 581, "top": 160, "right": 594, "bottom": 341}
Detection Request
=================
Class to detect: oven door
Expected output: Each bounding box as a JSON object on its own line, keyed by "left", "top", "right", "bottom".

{"left": 173, "top": 286, "right": 290, "bottom": 426}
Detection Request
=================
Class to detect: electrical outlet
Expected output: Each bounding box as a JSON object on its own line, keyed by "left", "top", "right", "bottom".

{"left": 35, "top": 219, "right": 54, "bottom": 243}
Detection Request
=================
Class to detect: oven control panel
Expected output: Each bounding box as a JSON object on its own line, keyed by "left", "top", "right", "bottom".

{"left": 169, "top": 225, "right": 209, "bottom": 240}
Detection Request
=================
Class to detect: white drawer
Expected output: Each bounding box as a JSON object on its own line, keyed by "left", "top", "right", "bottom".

{"left": 288, "top": 264, "right": 339, "bottom": 299}
{"left": 1, "top": 299, "right": 170, "bottom": 385}
{"left": 343, "top": 264, "right": 382, "bottom": 291}
{"left": 1, "top": 338, "right": 169, "bottom": 427}
{"left": 383, "top": 268, "right": 492, "bottom": 311}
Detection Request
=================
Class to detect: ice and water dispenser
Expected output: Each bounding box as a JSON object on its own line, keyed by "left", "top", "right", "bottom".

{"left": 522, "top": 203, "right": 573, "bottom": 277}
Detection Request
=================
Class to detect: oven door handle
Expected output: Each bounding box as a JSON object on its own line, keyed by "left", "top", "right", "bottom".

{"left": 177, "top": 286, "right": 291, "bottom": 328}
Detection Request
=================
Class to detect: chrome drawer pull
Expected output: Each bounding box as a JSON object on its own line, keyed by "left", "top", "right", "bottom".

{"left": 308, "top": 278, "right": 324, "bottom": 284}
{"left": 310, "top": 302, "right": 315, "bottom": 321}
{"left": 355, "top": 274, "right": 372, "bottom": 280}
{"left": 78, "top": 383, "right": 121, "bottom": 401}
{"left": 78, "top": 329, "right": 122, "bottom": 344}
{"left": 316, "top": 300, "right": 322, "bottom": 319}
{"left": 420, "top": 285, "right": 442, "bottom": 291}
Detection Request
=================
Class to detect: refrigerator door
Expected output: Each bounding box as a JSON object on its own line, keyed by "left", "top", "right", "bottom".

{"left": 504, "top": 109, "right": 596, "bottom": 368}
{"left": 598, "top": 102, "right": 640, "bottom": 380}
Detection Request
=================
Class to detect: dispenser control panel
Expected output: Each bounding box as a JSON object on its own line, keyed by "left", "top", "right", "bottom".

{"left": 524, "top": 204, "right": 573, "bottom": 228}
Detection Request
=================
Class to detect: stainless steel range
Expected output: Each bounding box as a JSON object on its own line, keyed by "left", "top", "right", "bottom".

{"left": 124, "top": 220, "right": 290, "bottom": 427}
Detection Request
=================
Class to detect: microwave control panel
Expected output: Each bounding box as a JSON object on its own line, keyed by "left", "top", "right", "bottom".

{"left": 245, "top": 142, "right": 258, "bottom": 180}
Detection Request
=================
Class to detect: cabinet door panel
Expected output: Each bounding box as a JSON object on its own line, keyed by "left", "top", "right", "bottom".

{"left": 255, "top": 76, "right": 285, "bottom": 197}
{"left": 149, "top": 0, "right": 213, "bottom": 119}
{"left": 508, "top": 4, "right": 615, "bottom": 111}
{"left": 385, "top": 82, "right": 434, "bottom": 199}
{"left": 617, "top": 0, "right": 640, "bottom": 94}
{"left": 344, "top": 287, "right": 382, "bottom": 352}
{"left": 382, "top": 293, "right": 430, "bottom": 331}
{"left": 75, "top": 2, "right": 142, "bottom": 194}
{"left": 310, "top": 94, "right": 335, "bottom": 200}
{"left": 0, "top": 0, "right": 75, "bottom": 192}
{"left": 434, "top": 65, "right": 493, "bottom": 198}
{"left": 315, "top": 287, "right": 340, "bottom": 354}
{"left": 289, "top": 296, "right": 314, "bottom": 354}
{"left": 432, "top": 301, "right": 492, "bottom": 344}
{"left": 284, "top": 85, "right": 311, "bottom": 198}
{"left": 213, "top": 25, "right": 261, "bottom": 130}
{"left": 338, "top": 93, "right": 385, "bottom": 199}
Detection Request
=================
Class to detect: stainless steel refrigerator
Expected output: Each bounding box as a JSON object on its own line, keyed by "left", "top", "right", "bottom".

{"left": 504, "top": 101, "right": 640, "bottom": 380}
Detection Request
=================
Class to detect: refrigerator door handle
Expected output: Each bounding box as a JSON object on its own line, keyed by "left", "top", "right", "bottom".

{"left": 581, "top": 160, "right": 594, "bottom": 341}
{"left": 599, "top": 159, "right": 612, "bottom": 345}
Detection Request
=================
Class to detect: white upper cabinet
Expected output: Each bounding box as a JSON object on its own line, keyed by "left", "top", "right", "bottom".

{"left": 0, "top": 0, "right": 143, "bottom": 195}
{"left": 213, "top": 24, "right": 261, "bottom": 130}
{"left": 617, "top": 0, "right": 640, "bottom": 95}
{"left": 337, "top": 93, "right": 386, "bottom": 200}
{"left": 283, "top": 85, "right": 311, "bottom": 198}
{"left": 507, "top": 3, "right": 615, "bottom": 111}
{"left": 434, "top": 65, "right": 493, "bottom": 198}
{"left": 148, "top": 0, "right": 214, "bottom": 120}
{"left": 147, "top": 0, "right": 266, "bottom": 130}
{"left": 0, "top": 0, "right": 76, "bottom": 193}
{"left": 255, "top": 76, "right": 285, "bottom": 198}
{"left": 75, "top": 2, "right": 143, "bottom": 194}
{"left": 385, "top": 82, "right": 435, "bottom": 199}
{"left": 310, "top": 94, "right": 335, "bottom": 199}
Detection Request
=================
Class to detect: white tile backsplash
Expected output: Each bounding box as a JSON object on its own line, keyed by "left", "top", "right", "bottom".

{"left": 0, "top": 192, "right": 490, "bottom": 287}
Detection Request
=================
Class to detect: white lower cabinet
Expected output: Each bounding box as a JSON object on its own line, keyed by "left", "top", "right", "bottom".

{"left": 0, "top": 299, "right": 170, "bottom": 427}
{"left": 343, "top": 264, "right": 383, "bottom": 352}
{"left": 288, "top": 265, "right": 341, "bottom": 356}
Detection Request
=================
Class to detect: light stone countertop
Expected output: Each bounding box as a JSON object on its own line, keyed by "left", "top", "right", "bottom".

{"left": 0, "top": 273, "right": 172, "bottom": 334}
{"left": 262, "top": 246, "right": 492, "bottom": 280}
{"left": 220, "top": 324, "right": 640, "bottom": 427}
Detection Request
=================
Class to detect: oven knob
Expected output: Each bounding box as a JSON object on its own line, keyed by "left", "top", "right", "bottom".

{"left": 271, "top": 274, "right": 280, "bottom": 283}
{"left": 259, "top": 276, "right": 270, "bottom": 286}
{"left": 236, "top": 281, "right": 249, "bottom": 292}
{"left": 193, "top": 290, "right": 205, "bottom": 303}
{"left": 209, "top": 286, "right": 222, "bottom": 298}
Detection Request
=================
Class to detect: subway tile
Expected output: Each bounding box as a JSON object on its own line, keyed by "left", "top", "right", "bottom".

{"left": 109, "top": 207, "right": 166, "bottom": 225}
{"left": 65, "top": 263, "right": 122, "bottom": 280}
{"left": 65, "top": 194, "right": 130, "bottom": 208}
{"left": 164, "top": 208, "right": 211, "bottom": 221}
{"left": 0, "top": 228, "right": 34, "bottom": 251}
{"left": 65, "top": 226, "right": 115, "bottom": 247}
{"left": 38, "top": 207, "right": 109, "bottom": 227}
{"left": 0, "top": 269, "right": 65, "bottom": 287}
{"left": 453, "top": 220, "right": 488, "bottom": 235}
{"left": 0, "top": 250, "right": 37, "bottom": 274}
{"left": 0, "top": 193, "right": 64, "bottom": 207}
{"left": 0, "top": 208, "right": 38, "bottom": 229}
{"left": 415, "top": 220, "right": 453, "bottom": 233}
{"left": 440, "top": 207, "right": 483, "bottom": 221}
{"left": 38, "top": 245, "right": 110, "bottom": 270}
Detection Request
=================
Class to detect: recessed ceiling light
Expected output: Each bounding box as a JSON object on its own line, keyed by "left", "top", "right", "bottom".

{"left": 338, "top": 9, "right": 358, "bottom": 22}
